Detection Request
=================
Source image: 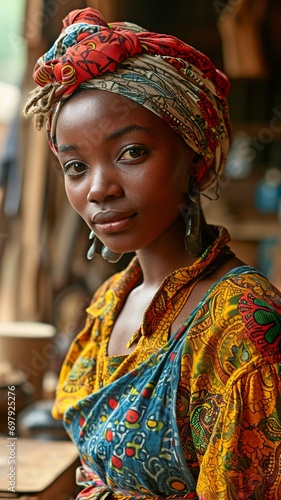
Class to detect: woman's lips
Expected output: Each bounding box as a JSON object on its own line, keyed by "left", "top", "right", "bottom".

{"left": 92, "top": 211, "right": 136, "bottom": 234}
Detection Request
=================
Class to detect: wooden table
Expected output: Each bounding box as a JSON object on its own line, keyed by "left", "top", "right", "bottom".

{"left": 0, "top": 437, "right": 80, "bottom": 499}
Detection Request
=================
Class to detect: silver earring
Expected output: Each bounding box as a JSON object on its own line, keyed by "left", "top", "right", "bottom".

{"left": 101, "top": 246, "right": 123, "bottom": 263}
{"left": 87, "top": 230, "right": 97, "bottom": 260}
{"left": 86, "top": 230, "right": 123, "bottom": 263}
{"left": 185, "top": 178, "right": 202, "bottom": 257}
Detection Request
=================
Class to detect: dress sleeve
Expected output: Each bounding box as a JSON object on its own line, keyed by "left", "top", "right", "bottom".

{"left": 192, "top": 272, "right": 281, "bottom": 499}
{"left": 196, "top": 361, "right": 281, "bottom": 499}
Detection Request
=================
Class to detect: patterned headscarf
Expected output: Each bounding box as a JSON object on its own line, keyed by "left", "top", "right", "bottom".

{"left": 26, "top": 7, "right": 231, "bottom": 189}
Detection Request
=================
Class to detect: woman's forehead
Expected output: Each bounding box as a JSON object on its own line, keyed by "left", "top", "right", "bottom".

{"left": 56, "top": 88, "right": 185, "bottom": 154}
{"left": 57, "top": 89, "right": 165, "bottom": 132}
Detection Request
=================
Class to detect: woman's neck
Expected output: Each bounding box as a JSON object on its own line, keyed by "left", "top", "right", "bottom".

{"left": 135, "top": 214, "right": 216, "bottom": 289}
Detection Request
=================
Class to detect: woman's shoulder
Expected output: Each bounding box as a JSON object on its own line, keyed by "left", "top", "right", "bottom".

{"left": 181, "top": 263, "right": 281, "bottom": 399}
{"left": 209, "top": 260, "right": 281, "bottom": 309}
{"left": 182, "top": 255, "right": 280, "bottom": 330}
{"left": 190, "top": 261, "right": 281, "bottom": 367}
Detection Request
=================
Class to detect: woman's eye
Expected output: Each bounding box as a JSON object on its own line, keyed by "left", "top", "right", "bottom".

{"left": 63, "top": 161, "right": 88, "bottom": 177}
{"left": 119, "top": 146, "right": 147, "bottom": 161}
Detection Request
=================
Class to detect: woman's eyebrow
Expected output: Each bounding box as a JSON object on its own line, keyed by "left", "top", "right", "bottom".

{"left": 57, "top": 144, "right": 79, "bottom": 154}
{"left": 106, "top": 124, "right": 152, "bottom": 141}
{"left": 57, "top": 124, "right": 152, "bottom": 154}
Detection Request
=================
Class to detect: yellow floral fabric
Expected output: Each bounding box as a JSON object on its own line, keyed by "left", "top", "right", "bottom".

{"left": 53, "top": 226, "right": 281, "bottom": 499}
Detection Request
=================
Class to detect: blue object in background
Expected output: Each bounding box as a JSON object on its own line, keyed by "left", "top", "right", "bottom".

{"left": 255, "top": 167, "right": 281, "bottom": 214}
{"left": 257, "top": 237, "right": 279, "bottom": 281}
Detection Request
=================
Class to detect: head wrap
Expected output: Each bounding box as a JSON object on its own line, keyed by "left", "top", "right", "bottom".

{"left": 25, "top": 7, "right": 231, "bottom": 189}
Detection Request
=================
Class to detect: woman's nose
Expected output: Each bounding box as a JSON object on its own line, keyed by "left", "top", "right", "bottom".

{"left": 86, "top": 166, "right": 123, "bottom": 203}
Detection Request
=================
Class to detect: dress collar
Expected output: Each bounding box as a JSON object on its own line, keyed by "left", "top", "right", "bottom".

{"left": 87, "top": 225, "right": 232, "bottom": 330}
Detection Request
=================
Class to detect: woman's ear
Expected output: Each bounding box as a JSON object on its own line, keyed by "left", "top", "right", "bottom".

{"left": 190, "top": 152, "right": 203, "bottom": 170}
{"left": 186, "top": 148, "right": 204, "bottom": 178}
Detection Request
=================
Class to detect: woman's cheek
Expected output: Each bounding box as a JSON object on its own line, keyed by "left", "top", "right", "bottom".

{"left": 64, "top": 182, "right": 87, "bottom": 217}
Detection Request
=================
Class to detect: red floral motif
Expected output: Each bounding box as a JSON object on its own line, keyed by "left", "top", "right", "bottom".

{"left": 239, "top": 292, "right": 281, "bottom": 362}
{"left": 204, "top": 128, "right": 219, "bottom": 152}
{"left": 198, "top": 92, "right": 220, "bottom": 128}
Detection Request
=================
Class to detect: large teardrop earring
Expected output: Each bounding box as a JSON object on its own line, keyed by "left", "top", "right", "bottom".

{"left": 101, "top": 245, "right": 123, "bottom": 263}
{"left": 86, "top": 230, "right": 123, "bottom": 263}
{"left": 87, "top": 230, "right": 97, "bottom": 260}
{"left": 184, "top": 177, "right": 202, "bottom": 257}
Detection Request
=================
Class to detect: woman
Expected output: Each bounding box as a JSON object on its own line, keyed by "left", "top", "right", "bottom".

{"left": 24, "top": 8, "right": 281, "bottom": 500}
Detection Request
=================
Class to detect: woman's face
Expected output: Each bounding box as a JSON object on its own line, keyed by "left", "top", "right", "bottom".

{"left": 56, "top": 90, "right": 195, "bottom": 255}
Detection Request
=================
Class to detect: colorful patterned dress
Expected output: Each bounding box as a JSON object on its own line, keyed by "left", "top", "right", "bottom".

{"left": 52, "top": 227, "right": 281, "bottom": 500}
